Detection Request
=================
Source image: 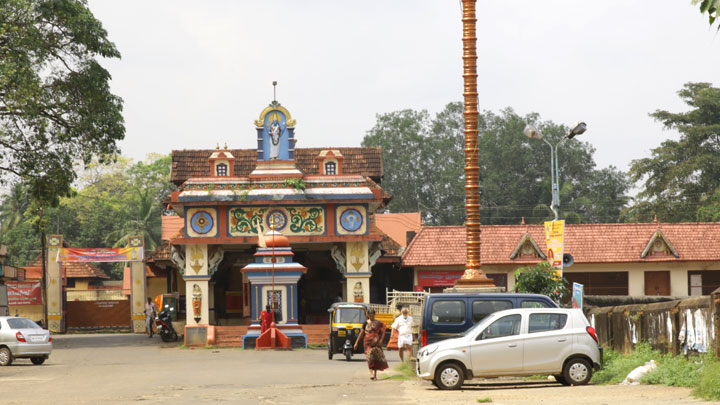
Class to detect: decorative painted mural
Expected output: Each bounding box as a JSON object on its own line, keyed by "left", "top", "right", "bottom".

{"left": 185, "top": 207, "right": 218, "bottom": 238}
{"left": 335, "top": 205, "right": 368, "bottom": 235}
{"left": 228, "top": 206, "right": 325, "bottom": 236}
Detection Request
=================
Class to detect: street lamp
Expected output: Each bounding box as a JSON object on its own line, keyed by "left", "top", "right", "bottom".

{"left": 523, "top": 121, "right": 587, "bottom": 220}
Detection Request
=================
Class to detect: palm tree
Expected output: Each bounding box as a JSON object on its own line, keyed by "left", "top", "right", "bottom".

{"left": 105, "top": 187, "right": 160, "bottom": 251}
{"left": 0, "top": 183, "right": 30, "bottom": 233}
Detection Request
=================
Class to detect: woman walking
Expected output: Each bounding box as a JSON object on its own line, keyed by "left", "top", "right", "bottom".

{"left": 354, "top": 309, "right": 388, "bottom": 380}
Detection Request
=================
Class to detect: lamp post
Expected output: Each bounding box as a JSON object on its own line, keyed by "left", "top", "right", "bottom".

{"left": 523, "top": 121, "right": 587, "bottom": 221}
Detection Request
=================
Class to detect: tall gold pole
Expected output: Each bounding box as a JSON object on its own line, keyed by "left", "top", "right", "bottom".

{"left": 456, "top": 0, "right": 494, "bottom": 287}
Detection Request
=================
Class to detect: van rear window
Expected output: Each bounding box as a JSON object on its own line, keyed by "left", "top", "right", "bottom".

{"left": 431, "top": 300, "right": 465, "bottom": 323}
{"left": 472, "top": 300, "right": 512, "bottom": 323}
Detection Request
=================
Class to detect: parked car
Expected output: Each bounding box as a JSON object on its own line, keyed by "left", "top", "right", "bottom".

{"left": 420, "top": 293, "right": 558, "bottom": 346}
{"left": 0, "top": 316, "right": 52, "bottom": 366}
{"left": 416, "top": 308, "right": 602, "bottom": 390}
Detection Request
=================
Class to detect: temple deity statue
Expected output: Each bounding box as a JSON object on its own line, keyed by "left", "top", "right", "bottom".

{"left": 268, "top": 120, "right": 282, "bottom": 159}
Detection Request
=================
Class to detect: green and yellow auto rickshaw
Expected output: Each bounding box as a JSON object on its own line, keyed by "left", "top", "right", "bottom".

{"left": 327, "top": 302, "right": 368, "bottom": 361}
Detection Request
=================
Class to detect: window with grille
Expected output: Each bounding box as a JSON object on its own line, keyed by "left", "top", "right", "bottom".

{"left": 324, "top": 161, "right": 336, "bottom": 175}
{"left": 216, "top": 163, "right": 228, "bottom": 176}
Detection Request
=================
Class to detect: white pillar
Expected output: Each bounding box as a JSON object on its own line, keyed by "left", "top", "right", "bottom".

{"left": 46, "top": 235, "right": 63, "bottom": 333}
{"left": 345, "top": 241, "right": 371, "bottom": 303}
{"left": 184, "top": 244, "right": 210, "bottom": 325}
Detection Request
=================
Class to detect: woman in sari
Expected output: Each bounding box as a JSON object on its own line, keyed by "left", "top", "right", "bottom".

{"left": 354, "top": 309, "right": 389, "bottom": 380}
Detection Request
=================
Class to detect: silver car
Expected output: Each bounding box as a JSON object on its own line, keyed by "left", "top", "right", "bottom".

{"left": 0, "top": 316, "right": 52, "bottom": 366}
{"left": 417, "top": 308, "right": 602, "bottom": 390}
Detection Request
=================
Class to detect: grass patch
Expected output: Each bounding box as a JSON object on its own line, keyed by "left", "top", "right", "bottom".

{"left": 477, "top": 398, "right": 492, "bottom": 403}
{"left": 385, "top": 361, "right": 418, "bottom": 381}
{"left": 308, "top": 343, "right": 328, "bottom": 349}
{"left": 592, "top": 343, "right": 720, "bottom": 402}
{"left": 524, "top": 374, "right": 550, "bottom": 381}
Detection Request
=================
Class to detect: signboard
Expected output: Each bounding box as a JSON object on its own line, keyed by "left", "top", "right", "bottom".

{"left": 416, "top": 270, "right": 465, "bottom": 287}
{"left": 7, "top": 281, "right": 43, "bottom": 305}
{"left": 56, "top": 247, "right": 143, "bottom": 262}
{"left": 544, "top": 219, "right": 565, "bottom": 278}
{"left": 572, "top": 282, "right": 584, "bottom": 309}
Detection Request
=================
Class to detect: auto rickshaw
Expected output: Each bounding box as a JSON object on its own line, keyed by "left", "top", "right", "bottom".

{"left": 327, "top": 302, "right": 369, "bottom": 361}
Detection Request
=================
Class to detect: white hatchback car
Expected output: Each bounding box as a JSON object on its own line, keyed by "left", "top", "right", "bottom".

{"left": 417, "top": 308, "right": 602, "bottom": 390}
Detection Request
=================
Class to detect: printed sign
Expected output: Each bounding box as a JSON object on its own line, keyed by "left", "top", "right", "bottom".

{"left": 572, "top": 282, "right": 584, "bottom": 309}
{"left": 544, "top": 220, "right": 565, "bottom": 278}
{"left": 7, "top": 281, "right": 43, "bottom": 305}
{"left": 56, "top": 247, "right": 143, "bottom": 262}
{"left": 416, "top": 270, "right": 465, "bottom": 287}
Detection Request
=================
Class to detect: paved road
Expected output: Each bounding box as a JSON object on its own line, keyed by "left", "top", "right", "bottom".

{"left": 0, "top": 334, "right": 713, "bottom": 404}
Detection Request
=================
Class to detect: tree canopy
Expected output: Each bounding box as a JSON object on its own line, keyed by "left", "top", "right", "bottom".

{"left": 0, "top": 0, "right": 124, "bottom": 207}
{"left": 363, "top": 102, "right": 630, "bottom": 225}
{"left": 692, "top": 0, "right": 720, "bottom": 29}
{"left": 624, "top": 82, "right": 720, "bottom": 222}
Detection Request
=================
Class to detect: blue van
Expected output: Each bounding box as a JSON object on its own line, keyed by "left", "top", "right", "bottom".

{"left": 420, "top": 293, "right": 558, "bottom": 346}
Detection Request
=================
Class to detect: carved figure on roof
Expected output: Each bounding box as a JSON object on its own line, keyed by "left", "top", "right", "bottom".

{"left": 267, "top": 118, "right": 285, "bottom": 159}
{"left": 255, "top": 102, "right": 296, "bottom": 161}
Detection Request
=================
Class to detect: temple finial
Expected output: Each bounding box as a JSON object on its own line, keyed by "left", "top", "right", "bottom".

{"left": 223, "top": 142, "right": 228, "bottom": 150}
{"left": 215, "top": 143, "right": 219, "bottom": 150}
{"left": 653, "top": 214, "right": 658, "bottom": 224}
{"left": 272, "top": 81, "right": 277, "bottom": 102}
{"left": 521, "top": 216, "right": 525, "bottom": 225}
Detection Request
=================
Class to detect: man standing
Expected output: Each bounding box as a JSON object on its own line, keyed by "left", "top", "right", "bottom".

{"left": 391, "top": 307, "right": 413, "bottom": 362}
{"left": 145, "top": 297, "right": 157, "bottom": 338}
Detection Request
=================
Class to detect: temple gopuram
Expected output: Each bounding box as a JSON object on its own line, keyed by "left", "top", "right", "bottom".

{"left": 164, "top": 99, "right": 400, "bottom": 344}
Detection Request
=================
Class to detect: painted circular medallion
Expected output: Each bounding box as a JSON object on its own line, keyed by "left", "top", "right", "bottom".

{"left": 340, "top": 208, "right": 363, "bottom": 232}
{"left": 266, "top": 209, "right": 288, "bottom": 231}
{"left": 190, "top": 211, "right": 214, "bottom": 235}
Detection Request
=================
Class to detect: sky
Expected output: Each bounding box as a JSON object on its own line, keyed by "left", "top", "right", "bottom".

{"left": 87, "top": 0, "right": 720, "bottom": 174}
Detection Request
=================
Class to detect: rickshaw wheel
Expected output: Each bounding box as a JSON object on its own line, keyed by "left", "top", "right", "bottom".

{"left": 328, "top": 338, "right": 333, "bottom": 360}
{"left": 344, "top": 348, "right": 352, "bottom": 361}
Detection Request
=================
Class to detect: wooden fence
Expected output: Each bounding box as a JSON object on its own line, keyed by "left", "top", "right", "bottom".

{"left": 587, "top": 290, "right": 720, "bottom": 358}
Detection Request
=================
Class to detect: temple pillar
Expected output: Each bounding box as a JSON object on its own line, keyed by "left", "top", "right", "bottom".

{"left": 129, "top": 236, "right": 147, "bottom": 333}
{"left": 183, "top": 244, "right": 210, "bottom": 325}
{"left": 344, "top": 241, "right": 371, "bottom": 303}
{"left": 46, "top": 235, "right": 63, "bottom": 333}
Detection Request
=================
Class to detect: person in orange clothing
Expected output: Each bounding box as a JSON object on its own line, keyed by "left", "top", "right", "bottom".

{"left": 260, "top": 304, "right": 274, "bottom": 333}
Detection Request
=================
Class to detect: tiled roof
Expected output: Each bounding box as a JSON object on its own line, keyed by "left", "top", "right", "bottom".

{"left": 402, "top": 223, "right": 720, "bottom": 267}
{"left": 171, "top": 147, "right": 383, "bottom": 185}
{"left": 146, "top": 240, "right": 171, "bottom": 262}
{"left": 27, "top": 252, "right": 110, "bottom": 279}
{"left": 161, "top": 216, "right": 184, "bottom": 241}
{"left": 375, "top": 212, "right": 422, "bottom": 248}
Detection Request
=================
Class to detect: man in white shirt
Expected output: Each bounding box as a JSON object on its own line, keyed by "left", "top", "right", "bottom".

{"left": 391, "top": 307, "right": 413, "bottom": 362}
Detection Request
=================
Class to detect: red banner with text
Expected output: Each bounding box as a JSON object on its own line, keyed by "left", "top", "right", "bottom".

{"left": 416, "top": 270, "right": 465, "bottom": 287}
{"left": 7, "top": 281, "right": 43, "bottom": 305}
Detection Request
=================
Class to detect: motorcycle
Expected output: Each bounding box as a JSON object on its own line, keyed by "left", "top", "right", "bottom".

{"left": 155, "top": 305, "right": 179, "bottom": 342}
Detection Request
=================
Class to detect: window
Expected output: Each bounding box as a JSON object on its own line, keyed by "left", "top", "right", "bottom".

{"left": 521, "top": 300, "right": 551, "bottom": 309}
{"left": 324, "top": 161, "right": 336, "bottom": 175}
{"left": 472, "top": 300, "right": 512, "bottom": 323}
{"left": 66, "top": 278, "right": 76, "bottom": 288}
{"left": 486, "top": 273, "right": 508, "bottom": 292}
{"left": 334, "top": 308, "right": 366, "bottom": 324}
{"left": 216, "top": 163, "right": 228, "bottom": 176}
{"left": 478, "top": 314, "right": 522, "bottom": 340}
{"left": 431, "top": 300, "right": 465, "bottom": 323}
{"left": 7, "top": 318, "right": 40, "bottom": 330}
{"left": 528, "top": 313, "right": 568, "bottom": 333}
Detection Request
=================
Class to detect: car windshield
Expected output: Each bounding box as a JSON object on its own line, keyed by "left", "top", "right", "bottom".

{"left": 459, "top": 313, "right": 498, "bottom": 337}
{"left": 334, "top": 308, "right": 366, "bottom": 324}
{"left": 7, "top": 318, "right": 41, "bottom": 330}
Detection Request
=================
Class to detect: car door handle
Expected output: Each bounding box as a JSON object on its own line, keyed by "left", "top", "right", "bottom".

{"left": 508, "top": 343, "right": 518, "bottom": 347}
{"left": 557, "top": 338, "right": 567, "bottom": 342}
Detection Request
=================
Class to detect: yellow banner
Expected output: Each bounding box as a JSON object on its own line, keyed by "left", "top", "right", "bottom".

{"left": 544, "top": 220, "right": 565, "bottom": 278}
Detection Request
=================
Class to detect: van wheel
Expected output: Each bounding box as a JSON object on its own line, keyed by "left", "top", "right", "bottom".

{"left": 563, "top": 358, "right": 592, "bottom": 385}
{"left": 31, "top": 357, "right": 46, "bottom": 365}
{"left": 434, "top": 363, "right": 464, "bottom": 390}
{"left": 0, "top": 347, "right": 12, "bottom": 366}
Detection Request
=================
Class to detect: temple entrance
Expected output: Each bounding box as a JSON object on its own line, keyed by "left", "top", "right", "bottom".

{"left": 295, "top": 250, "right": 343, "bottom": 324}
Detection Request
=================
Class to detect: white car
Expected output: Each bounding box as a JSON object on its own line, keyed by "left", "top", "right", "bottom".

{"left": 0, "top": 316, "right": 52, "bottom": 366}
{"left": 416, "top": 308, "right": 602, "bottom": 390}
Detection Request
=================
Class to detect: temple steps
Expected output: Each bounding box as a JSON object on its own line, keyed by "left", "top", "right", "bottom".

{"left": 302, "top": 324, "right": 329, "bottom": 346}
{"left": 212, "top": 324, "right": 330, "bottom": 347}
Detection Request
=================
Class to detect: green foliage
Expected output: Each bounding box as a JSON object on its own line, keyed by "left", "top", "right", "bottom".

{"left": 284, "top": 178, "right": 306, "bottom": 190}
{"left": 513, "top": 262, "right": 569, "bottom": 303}
{"left": 642, "top": 353, "right": 703, "bottom": 387}
{"left": 0, "top": 0, "right": 124, "bottom": 207}
{"left": 625, "top": 82, "right": 720, "bottom": 222}
{"left": 476, "top": 398, "right": 493, "bottom": 404}
{"left": 591, "top": 343, "right": 657, "bottom": 384}
{"left": 692, "top": 0, "right": 720, "bottom": 29}
{"left": 692, "top": 356, "right": 720, "bottom": 401}
{"left": 363, "top": 103, "right": 630, "bottom": 225}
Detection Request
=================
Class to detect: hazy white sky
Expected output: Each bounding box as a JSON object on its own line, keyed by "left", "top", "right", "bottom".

{"left": 87, "top": 1, "right": 720, "bottom": 173}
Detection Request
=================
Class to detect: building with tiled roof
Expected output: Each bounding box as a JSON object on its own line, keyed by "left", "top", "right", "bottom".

{"left": 162, "top": 99, "right": 392, "bottom": 342}
{"left": 402, "top": 223, "right": 720, "bottom": 296}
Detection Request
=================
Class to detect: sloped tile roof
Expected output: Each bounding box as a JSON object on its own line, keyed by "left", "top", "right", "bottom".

{"left": 375, "top": 212, "right": 422, "bottom": 248}
{"left": 402, "top": 223, "right": 720, "bottom": 267}
{"left": 171, "top": 147, "right": 383, "bottom": 185}
{"left": 27, "top": 249, "right": 111, "bottom": 280}
{"left": 161, "top": 216, "right": 184, "bottom": 241}
{"left": 146, "top": 240, "right": 171, "bottom": 263}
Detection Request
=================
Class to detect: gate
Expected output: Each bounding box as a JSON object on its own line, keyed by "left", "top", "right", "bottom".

{"left": 66, "top": 300, "right": 132, "bottom": 331}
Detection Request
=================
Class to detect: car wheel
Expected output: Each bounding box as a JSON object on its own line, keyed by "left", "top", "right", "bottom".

{"left": 554, "top": 374, "right": 570, "bottom": 386}
{"left": 434, "top": 363, "right": 464, "bottom": 390}
{"left": 563, "top": 358, "right": 592, "bottom": 385}
{"left": 0, "top": 347, "right": 12, "bottom": 366}
{"left": 31, "top": 357, "right": 46, "bottom": 365}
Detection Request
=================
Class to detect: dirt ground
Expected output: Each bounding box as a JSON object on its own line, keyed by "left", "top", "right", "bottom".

{"left": 0, "top": 334, "right": 716, "bottom": 404}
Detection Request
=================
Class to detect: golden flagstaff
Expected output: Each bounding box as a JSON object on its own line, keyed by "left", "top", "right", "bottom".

{"left": 456, "top": 0, "right": 494, "bottom": 287}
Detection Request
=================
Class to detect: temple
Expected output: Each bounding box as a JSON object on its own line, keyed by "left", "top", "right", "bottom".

{"left": 166, "top": 99, "right": 392, "bottom": 344}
